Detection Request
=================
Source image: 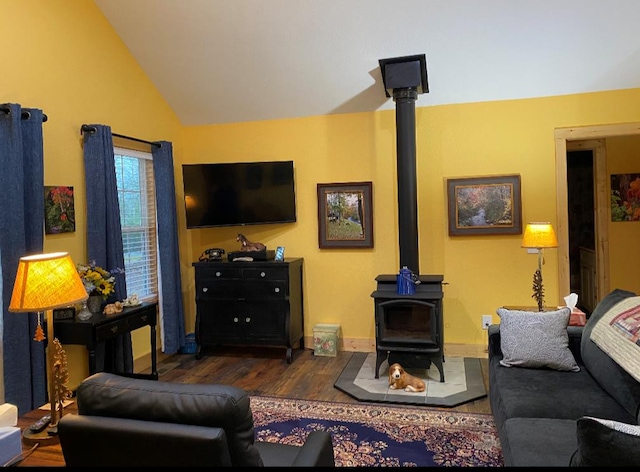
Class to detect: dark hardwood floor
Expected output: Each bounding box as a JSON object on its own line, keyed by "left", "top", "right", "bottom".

{"left": 146, "top": 346, "right": 492, "bottom": 415}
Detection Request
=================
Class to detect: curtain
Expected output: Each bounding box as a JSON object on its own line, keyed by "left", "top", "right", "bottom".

{"left": 152, "top": 142, "right": 186, "bottom": 354}
{"left": 82, "top": 125, "right": 132, "bottom": 373}
{"left": 0, "top": 103, "right": 46, "bottom": 414}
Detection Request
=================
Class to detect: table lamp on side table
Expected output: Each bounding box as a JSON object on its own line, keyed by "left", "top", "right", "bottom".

{"left": 9, "top": 252, "right": 88, "bottom": 442}
{"left": 521, "top": 222, "right": 558, "bottom": 311}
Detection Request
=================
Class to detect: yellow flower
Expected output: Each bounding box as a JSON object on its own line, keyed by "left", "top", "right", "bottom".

{"left": 76, "top": 262, "right": 119, "bottom": 299}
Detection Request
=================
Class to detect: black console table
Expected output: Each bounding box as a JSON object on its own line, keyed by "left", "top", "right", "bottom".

{"left": 52, "top": 301, "right": 158, "bottom": 380}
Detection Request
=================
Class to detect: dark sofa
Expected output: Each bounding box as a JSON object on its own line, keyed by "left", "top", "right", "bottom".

{"left": 489, "top": 289, "right": 640, "bottom": 467}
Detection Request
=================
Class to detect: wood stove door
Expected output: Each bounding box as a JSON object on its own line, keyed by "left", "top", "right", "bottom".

{"left": 375, "top": 299, "right": 439, "bottom": 348}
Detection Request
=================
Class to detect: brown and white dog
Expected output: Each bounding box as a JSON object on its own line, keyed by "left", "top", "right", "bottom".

{"left": 388, "top": 363, "right": 426, "bottom": 392}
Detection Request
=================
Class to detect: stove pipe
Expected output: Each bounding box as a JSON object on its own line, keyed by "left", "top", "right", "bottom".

{"left": 379, "top": 55, "right": 429, "bottom": 275}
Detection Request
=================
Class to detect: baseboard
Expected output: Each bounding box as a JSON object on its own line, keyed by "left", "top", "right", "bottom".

{"left": 304, "top": 336, "right": 488, "bottom": 359}
{"left": 133, "top": 349, "right": 172, "bottom": 373}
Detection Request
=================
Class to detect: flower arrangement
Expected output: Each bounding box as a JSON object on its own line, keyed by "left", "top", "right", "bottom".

{"left": 76, "top": 261, "right": 119, "bottom": 299}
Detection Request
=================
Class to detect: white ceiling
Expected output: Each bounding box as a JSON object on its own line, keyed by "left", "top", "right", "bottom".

{"left": 94, "top": 0, "right": 640, "bottom": 126}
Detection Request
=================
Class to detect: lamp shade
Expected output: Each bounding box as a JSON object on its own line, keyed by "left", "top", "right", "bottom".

{"left": 9, "top": 252, "right": 88, "bottom": 312}
{"left": 521, "top": 222, "right": 558, "bottom": 249}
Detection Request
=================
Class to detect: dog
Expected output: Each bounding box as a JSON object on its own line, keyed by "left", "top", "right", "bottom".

{"left": 388, "top": 363, "right": 426, "bottom": 392}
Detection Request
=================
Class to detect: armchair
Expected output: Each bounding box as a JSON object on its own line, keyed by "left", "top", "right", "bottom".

{"left": 58, "top": 372, "right": 335, "bottom": 467}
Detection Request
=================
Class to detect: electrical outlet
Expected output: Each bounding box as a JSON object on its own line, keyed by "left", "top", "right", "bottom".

{"left": 482, "top": 315, "right": 492, "bottom": 330}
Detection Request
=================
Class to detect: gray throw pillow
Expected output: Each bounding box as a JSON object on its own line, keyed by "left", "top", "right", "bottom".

{"left": 496, "top": 307, "right": 580, "bottom": 372}
{"left": 570, "top": 416, "right": 640, "bottom": 467}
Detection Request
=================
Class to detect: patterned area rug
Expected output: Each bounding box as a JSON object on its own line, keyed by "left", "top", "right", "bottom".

{"left": 250, "top": 396, "right": 503, "bottom": 467}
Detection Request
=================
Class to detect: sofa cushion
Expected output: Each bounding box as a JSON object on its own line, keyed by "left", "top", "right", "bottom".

{"left": 590, "top": 295, "right": 640, "bottom": 382}
{"left": 496, "top": 307, "right": 579, "bottom": 372}
{"left": 581, "top": 289, "right": 640, "bottom": 420}
{"left": 489, "top": 354, "right": 635, "bottom": 432}
{"left": 500, "top": 418, "right": 577, "bottom": 467}
{"left": 569, "top": 416, "right": 640, "bottom": 467}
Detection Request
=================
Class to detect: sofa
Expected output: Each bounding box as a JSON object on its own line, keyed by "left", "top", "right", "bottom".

{"left": 489, "top": 288, "right": 640, "bottom": 467}
{"left": 58, "top": 372, "right": 335, "bottom": 467}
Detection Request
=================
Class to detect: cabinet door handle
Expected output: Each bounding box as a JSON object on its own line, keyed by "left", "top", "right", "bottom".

{"left": 233, "top": 317, "right": 239, "bottom": 323}
{"left": 202, "top": 287, "right": 208, "bottom": 293}
{"left": 274, "top": 287, "right": 280, "bottom": 293}
{"left": 260, "top": 271, "right": 266, "bottom": 277}
{"left": 245, "top": 317, "right": 251, "bottom": 323}
{"left": 215, "top": 271, "right": 221, "bottom": 277}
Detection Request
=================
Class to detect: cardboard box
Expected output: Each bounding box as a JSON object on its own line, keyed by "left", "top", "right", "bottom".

{"left": 313, "top": 324, "right": 341, "bottom": 357}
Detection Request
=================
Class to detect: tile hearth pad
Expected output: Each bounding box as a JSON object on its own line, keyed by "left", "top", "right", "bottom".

{"left": 334, "top": 352, "right": 487, "bottom": 407}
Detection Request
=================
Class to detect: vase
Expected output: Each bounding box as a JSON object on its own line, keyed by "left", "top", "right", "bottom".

{"left": 76, "top": 301, "right": 93, "bottom": 321}
{"left": 87, "top": 295, "right": 103, "bottom": 314}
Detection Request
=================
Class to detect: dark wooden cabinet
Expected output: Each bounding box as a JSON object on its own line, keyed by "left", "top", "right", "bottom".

{"left": 192, "top": 258, "right": 304, "bottom": 363}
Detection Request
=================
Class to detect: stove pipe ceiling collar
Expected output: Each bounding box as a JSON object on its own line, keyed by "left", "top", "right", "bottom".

{"left": 378, "top": 54, "right": 429, "bottom": 98}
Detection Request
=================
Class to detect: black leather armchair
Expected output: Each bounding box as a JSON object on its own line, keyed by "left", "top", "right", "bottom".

{"left": 58, "top": 373, "right": 335, "bottom": 467}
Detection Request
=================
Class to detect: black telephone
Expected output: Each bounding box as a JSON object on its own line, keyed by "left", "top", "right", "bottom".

{"left": 199, "top": 247, "right": 225, "bottom": 261}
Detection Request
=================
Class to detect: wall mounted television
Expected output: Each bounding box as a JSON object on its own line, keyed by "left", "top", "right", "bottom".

{"left": 182, "top": 160, "right": 297, "bottom": 229}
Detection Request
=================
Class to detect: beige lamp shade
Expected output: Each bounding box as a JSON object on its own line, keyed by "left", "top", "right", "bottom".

{"left": 9, "top": 252, "right": 88, "bottom": 312}
{"left": 521, "top": 222, "right": 558, "bottom": 249}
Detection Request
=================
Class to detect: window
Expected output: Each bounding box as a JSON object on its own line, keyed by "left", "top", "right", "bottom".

{"left": 113, "top": 147, "right": 158, "bottom": 302}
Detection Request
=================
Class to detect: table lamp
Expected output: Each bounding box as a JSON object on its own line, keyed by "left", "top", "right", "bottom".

{"left": 9, "top": 252, "right": 88, "bottom": 440}
{"left": 521, "top": 222, "right": 558, "bottom": 311}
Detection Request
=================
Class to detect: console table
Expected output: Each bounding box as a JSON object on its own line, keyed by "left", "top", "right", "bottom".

{"left": 52, "top": 301, "right": 158, "bottom": 380}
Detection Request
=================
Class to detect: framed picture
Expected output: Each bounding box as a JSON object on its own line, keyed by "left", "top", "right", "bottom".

{"left": 317, "top": 182, "right": 373, "bottom": 248}
{"left": 447, "top": 174, "right": 522, "bottom": 236}
{"left": 44, "top": 185, "right": 76, "bottom": 234}
{"left": 611, "top": 173, "right": 640, "bottom": 221}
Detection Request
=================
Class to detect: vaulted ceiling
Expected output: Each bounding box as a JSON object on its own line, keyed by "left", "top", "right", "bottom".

{"left": 95, "top": 0, "right": 640, "bottom": 126}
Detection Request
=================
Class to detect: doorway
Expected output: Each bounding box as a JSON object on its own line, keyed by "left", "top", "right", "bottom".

{"left": 555, "top": 123, "right": 640, "bottom": 309}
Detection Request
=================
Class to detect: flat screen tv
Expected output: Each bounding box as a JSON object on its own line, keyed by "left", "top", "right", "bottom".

{"left": 182, "top": 160, "right": 296, "bottom": 229}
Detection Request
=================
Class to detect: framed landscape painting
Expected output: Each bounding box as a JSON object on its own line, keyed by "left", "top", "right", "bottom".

{"left": 44, "top": 185, "right": 76, "bottom": 234}
{"left": 447, "top": 174, "right": 522, "bottom": 236}
{"left": 317, "top": 182, "right": 373, "bottom": 248}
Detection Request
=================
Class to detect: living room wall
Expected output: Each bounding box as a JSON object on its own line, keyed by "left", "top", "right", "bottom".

{"left": 3, "top": 1, "right": 640, "bottom": 390}
{"left": 180, "top": 89, "right": 640, "bottom": 356}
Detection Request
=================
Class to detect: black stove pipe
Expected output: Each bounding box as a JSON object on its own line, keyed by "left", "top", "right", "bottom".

{"left": 393, "top": 88, "right": 419, "bottom": 275}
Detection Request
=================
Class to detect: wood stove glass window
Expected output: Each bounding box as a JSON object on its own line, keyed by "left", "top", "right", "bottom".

{"left": 378, "top": 299, "right": 436, "bottom": 345}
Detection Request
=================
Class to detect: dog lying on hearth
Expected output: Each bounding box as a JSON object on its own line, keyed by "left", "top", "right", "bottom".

{"left": 388, "top": 363, "right": 426, "bottom": 392}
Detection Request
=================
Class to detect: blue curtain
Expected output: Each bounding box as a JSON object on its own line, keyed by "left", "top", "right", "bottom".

{"left": 152, "top": 142, "right": 186, "bottom": 354}
{"left": 0, "top": 103, "right": 46, "bottom": 414}
{"left": 82, "top": 125, "right": 133, "bottom": 373}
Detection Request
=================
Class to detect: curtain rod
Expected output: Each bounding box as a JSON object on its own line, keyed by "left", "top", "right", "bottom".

{"left": 0, "top": 105, "right": 48, "bottom": 122}
{"left": 80, "top": 124, "right": 160, "bottom": 148}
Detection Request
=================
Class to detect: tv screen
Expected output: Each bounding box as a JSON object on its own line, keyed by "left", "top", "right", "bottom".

{"left": 182, "top": 160, "right": 296, "bottom": 228}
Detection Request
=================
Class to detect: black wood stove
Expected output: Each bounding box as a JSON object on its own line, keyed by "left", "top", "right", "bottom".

{"left": 371, "top": 274, "right": 445, "bottom": 382}
{"left": 372, "top": 55, "right": 446, "bottom": 382}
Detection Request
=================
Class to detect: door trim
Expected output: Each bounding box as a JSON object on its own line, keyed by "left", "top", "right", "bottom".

{"left": 555, "top": 122, "right": 640, "bottom": 303}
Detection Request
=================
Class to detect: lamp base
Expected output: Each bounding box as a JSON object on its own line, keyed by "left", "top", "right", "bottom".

{"left": 22, "top": 426, "right": 59, "bottom": 446}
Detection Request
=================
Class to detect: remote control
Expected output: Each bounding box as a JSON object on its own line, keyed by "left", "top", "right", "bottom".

{"left": 29, "top": 414, "right": 51, "bottom": 433}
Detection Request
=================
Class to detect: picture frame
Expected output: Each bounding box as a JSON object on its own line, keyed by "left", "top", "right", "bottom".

{"left": 610, "top": 173, "right": 640, "bottom": 221}
{"left": 53, "top": 306, "right": 76, "bottom": 320}
{"left": 317, "top": 182, "right": 373, "bottom": 248}
{"left": 446, "top": 174, "right": 522, "bottom": 236}
{"left": 44, "top": 185, "right": 76, "bottom": 234}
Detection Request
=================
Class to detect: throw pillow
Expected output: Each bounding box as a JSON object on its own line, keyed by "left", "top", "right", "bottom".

{"left": 589, "top": 295, "right": 640, "bottom": 382}
{"left": 570, "top": 416, "right": 640, "bottom": 467}
{"left": 496, "top": 307, "right": 580, "bottom": 372}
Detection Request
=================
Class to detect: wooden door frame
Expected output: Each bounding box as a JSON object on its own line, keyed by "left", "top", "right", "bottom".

{"left": 555, "top": 122, "right": 640, "bottom": 303}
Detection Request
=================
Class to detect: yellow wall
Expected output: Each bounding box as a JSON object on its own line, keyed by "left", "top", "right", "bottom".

{"left": 1, "top": 0, "right": 183, "bottom": 388}
{"left": 606, "top": 136, "right": 640, "bottom": 291}
{"left": 3, "top": 1, "right": 640, "bottom": 389}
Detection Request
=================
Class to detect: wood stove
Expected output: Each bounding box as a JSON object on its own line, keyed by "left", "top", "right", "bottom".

{"left": 372, "top": 55, "right": 446, "bottom": 382}
{"left": 371, "top": 274, "right": 445, "bottom": 382}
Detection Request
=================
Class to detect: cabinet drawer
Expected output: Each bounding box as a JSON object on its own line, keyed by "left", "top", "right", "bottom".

{"left": 242, "top": 267, "right": 287, "bottom": 281}
{"left": 195, "top": 267, "right": 242, "bottom": 280}
{"left": 197, "top": 280, "right": 243, "bottom": 299}
{"left": 95, "top": 318, "right": 129, "bottom": 342}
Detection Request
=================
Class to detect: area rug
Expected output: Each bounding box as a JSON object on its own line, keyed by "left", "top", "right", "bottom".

{"left": 334, "top": 352, "right": 487, "bottom": 407}
{"left": 250, "top": 396, "right": 503, "bottom": 467}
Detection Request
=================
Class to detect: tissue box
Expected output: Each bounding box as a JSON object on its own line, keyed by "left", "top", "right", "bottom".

{"left": 0, "top": 403, "right": 17, "bottom": 427}
{"left": 0, "top": 426, "right": 21, "bottom": 466}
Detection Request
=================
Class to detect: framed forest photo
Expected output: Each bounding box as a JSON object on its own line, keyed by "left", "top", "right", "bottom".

{"left": 317, "top": 182, "right": 373, "bottom": 248}
{"left": 447, "top": 174, "right": 522, "bottom": 236}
